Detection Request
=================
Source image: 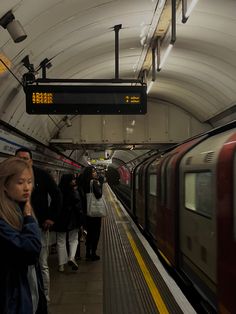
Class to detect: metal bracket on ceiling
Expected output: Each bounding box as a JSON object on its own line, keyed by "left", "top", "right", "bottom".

{"left": 114, "top": 24, "right": 122, "bottom": 80}
{"left": 32, "top": 23, "right": 145, "bottom": 86}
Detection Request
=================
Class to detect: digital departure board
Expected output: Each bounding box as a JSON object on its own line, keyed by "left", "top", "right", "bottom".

{"left": 25, "top": 85, "right": 147, "bottom": 115}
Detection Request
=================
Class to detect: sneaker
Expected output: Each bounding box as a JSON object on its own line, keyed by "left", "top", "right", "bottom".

{"left": 58, "top": 265, "right": 64, "bottom": 272}
{"left": 68, "top": 259, "right": 78, "bottom": 271}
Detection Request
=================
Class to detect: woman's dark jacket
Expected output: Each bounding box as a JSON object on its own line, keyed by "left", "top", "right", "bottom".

{"left": 54, "top": 175, "right": 83, "bottom": 232}
{"left": 0, "top": 215, "right": 47, "bottom": 314}
{"left": 31, "top": 166, "right": 62, "bottom": 228}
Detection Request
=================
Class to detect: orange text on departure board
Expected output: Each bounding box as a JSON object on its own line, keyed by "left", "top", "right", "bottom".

{"left": 32, "top": 92, "right": 53, "bottom": 104}
{"left": 125, "top": 95, "right": 140, "bottom": 104}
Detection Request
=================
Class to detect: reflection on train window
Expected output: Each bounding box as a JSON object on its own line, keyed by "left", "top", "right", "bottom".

{"left": 135, "top": 173, "right": 139, "bottom": 190}
{"left": 149, "top": 174, "right": 157, "bottom": 196}
{"left": 185, "top": 172, "right": 212, "bottom": 217}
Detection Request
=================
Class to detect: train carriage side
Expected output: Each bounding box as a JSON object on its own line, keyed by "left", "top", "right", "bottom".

{"left": 155, "top": 155, "right": 172, "bottom": 260}
{"left": 117, "top": 164, "right": 132, "bottom": 209}
{"left": 217, "top": 131, "right": 236, "bottom": 314}
{"left": 178, "top": 128, "right": 236, "bottom": 312}
{"left": 135, "top": 162, "right": 146, "bottom": 229}
{"left": 146, "top": 157, "right": 162, "bottom": 246}
{"left": 132, "top": 164, "right": 141, "bottom": 222}
{"left": 139, "top": 156, "right": 159, "bottom": 233}
{"left": 133, "top": 159, "right": 153, "bottom": 229}
{"left": 154, "top": 137, "right": 206, "bottom": 267}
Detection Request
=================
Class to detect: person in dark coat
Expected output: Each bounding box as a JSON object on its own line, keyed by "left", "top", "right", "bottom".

{"left": 0, "top": 157, "right": 47, "bottom": 314}
{"left": 75, "top": 173, "right": 87, "bottom": 260}
{"left": 55, "top": 174, "right": 82, "bottom": 271}
{"left": 15, "top": 147, "right": 62, "bottom": 302}
{"left": 82, "top": 166, "right": 103, "bottom": 261}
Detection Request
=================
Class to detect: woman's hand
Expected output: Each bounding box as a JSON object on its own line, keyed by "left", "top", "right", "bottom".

{"left": 42, "top": 219, "right": 54, "bottom": 230}
{"left": 23, "top": 200, "right": 33, "bottom": 217}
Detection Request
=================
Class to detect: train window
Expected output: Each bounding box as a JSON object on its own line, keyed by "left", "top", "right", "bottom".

{"left": 149, "top": 174, "right": 157, "bottom": 196}
{"left": 185, "top": 172, "right": 212, "bottom": 217}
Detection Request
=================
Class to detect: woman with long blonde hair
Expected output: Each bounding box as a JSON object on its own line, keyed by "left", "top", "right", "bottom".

{"left": 0, "top": 157, "right": 47, "bottom": 314}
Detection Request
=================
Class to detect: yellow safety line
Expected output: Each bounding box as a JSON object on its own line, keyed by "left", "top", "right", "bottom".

{"left": 106, "top": 187, "right": 169, "bottom": 314}
{"left": 124, "top": 224, "right": 169, "bottom": 314}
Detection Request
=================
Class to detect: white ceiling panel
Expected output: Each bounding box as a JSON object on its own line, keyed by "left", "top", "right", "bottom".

{"left": 0, "top": 0, "right": 235, "bottom": 151}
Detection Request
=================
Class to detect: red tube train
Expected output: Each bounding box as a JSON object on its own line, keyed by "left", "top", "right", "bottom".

{"left": 111, "top": 122, "right": 236, "bottom": 313}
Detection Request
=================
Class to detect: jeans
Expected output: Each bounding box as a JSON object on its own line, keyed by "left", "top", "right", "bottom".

{"left": 39, "top": 230, "right": 56, "bottom": 302}
{"left": 57, "top": 229, "right": 79, "bottom": 265}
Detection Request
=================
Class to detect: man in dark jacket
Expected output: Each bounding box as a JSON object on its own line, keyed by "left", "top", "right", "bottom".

{"left": 15, "top": 147, "right": 62, "bottom": 302}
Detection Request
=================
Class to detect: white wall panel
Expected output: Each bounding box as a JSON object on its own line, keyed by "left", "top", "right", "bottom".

{"left": 81, "top": 116, "right": 102, "bottom": 143}
{"left": 168, "top": 106, "right": 191, "bottom": 141}
{"left": 103, "top": 116, "right": 124, "bottom": 142}
{"left": 147, "top": 102, "right": 168, "bottom": 142}
{"left": 58, "top": 102, "right": 209, "bottom": 145}
{"left": 124, "top": 115, "right": 147, "bottom": 143}
{"left": 190, "top": 118, "right": 211, "bottom": 136}
{"left": 61, "top": 116, "right": 81, "bottom": 142}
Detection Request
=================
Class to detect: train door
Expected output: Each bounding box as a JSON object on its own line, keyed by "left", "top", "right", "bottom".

{"left": 156, "top": 137, "right": 207, "bottom": 267}
{"left": 146, "top": 157, "right": 160, "bottom": 245}
{"left": 135, "top": 162, "right": 147, "bottom": 229}
{"left": 165, "top": 153, "right": 179, "bottom": 266}
{"left": 133, "top": 164, "right": 141, "bottom": 222}
{"left": 156, "top": 155, "right": 172, "bottom": 260}
{"left": 178, "top": 131, "right": 234, "bottom": 308}
{"left": 143, "top": 157, "right": 157, "bottom": 233}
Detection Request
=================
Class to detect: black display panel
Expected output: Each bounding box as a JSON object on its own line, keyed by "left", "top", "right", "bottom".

{"left": 25, "top": 85, "right": 147, "bottom": 115}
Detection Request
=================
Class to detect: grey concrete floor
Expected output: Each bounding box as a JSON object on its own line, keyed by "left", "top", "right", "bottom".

{"left": 48, "top": 240, "right": 103, "bottom": 314}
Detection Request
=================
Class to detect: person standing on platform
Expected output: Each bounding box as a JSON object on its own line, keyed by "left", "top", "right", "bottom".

{"left": 0, "top": 157, "right": 47, "bottom": 314}
{"left": 75, "top": 172, "right": 87, "bottom": 261}
{"left": 15, "top": 147, "right": 62, "bottom": 303}
{"left": 82, "top": 166, "right": 103, "bottom": 261}
{"left": 55, "top": 173, "right": 82, "bottom": 272}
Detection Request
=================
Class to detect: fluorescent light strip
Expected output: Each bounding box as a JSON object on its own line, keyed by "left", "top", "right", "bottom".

{"left": 147, "top": 81, "right": 154, "bottom": 94}
{"left": 185, "top": 0, "right": 198, "bottom": 18}
{"left": 158, "top": 43, "right": 173, "bottom": 70}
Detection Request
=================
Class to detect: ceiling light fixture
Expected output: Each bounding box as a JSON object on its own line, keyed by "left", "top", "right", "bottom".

{"left": 158, "top": 43, "right": 174, "bottom": 71}
{"left": 182, "top": 0, "right": 199, "bottom": 23}
{"left": 147, "top": 81, "right": 154, "bottom": 94}
{"left": 0, "top": 10, "right": 27, "bottom": 43}
{"left": 157, "top": 0, "right": 176, "bottom": 71}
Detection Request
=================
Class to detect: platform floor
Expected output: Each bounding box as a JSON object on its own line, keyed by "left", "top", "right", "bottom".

{"left": 48, "top": 184, "right": 196, "bottom": 314}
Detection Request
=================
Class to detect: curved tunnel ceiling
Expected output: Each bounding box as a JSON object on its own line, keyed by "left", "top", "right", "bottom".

{"left": 0, "top": 0, "right": 235, "bottom": 149}
{"left": 149, "top": 0, "right": 236, "bottom": 122}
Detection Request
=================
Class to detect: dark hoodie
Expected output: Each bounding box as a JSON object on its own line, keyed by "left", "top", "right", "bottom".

{"left": 54, "top": 174, "right": 82, "bottom": 232}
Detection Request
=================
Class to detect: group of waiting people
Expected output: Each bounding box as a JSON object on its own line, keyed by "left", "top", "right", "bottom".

{"left": 0, "top": 147, "right": 104, "bottom": 314}
{"left": 56, "top": 166, "right": 103, "bottom": 272}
